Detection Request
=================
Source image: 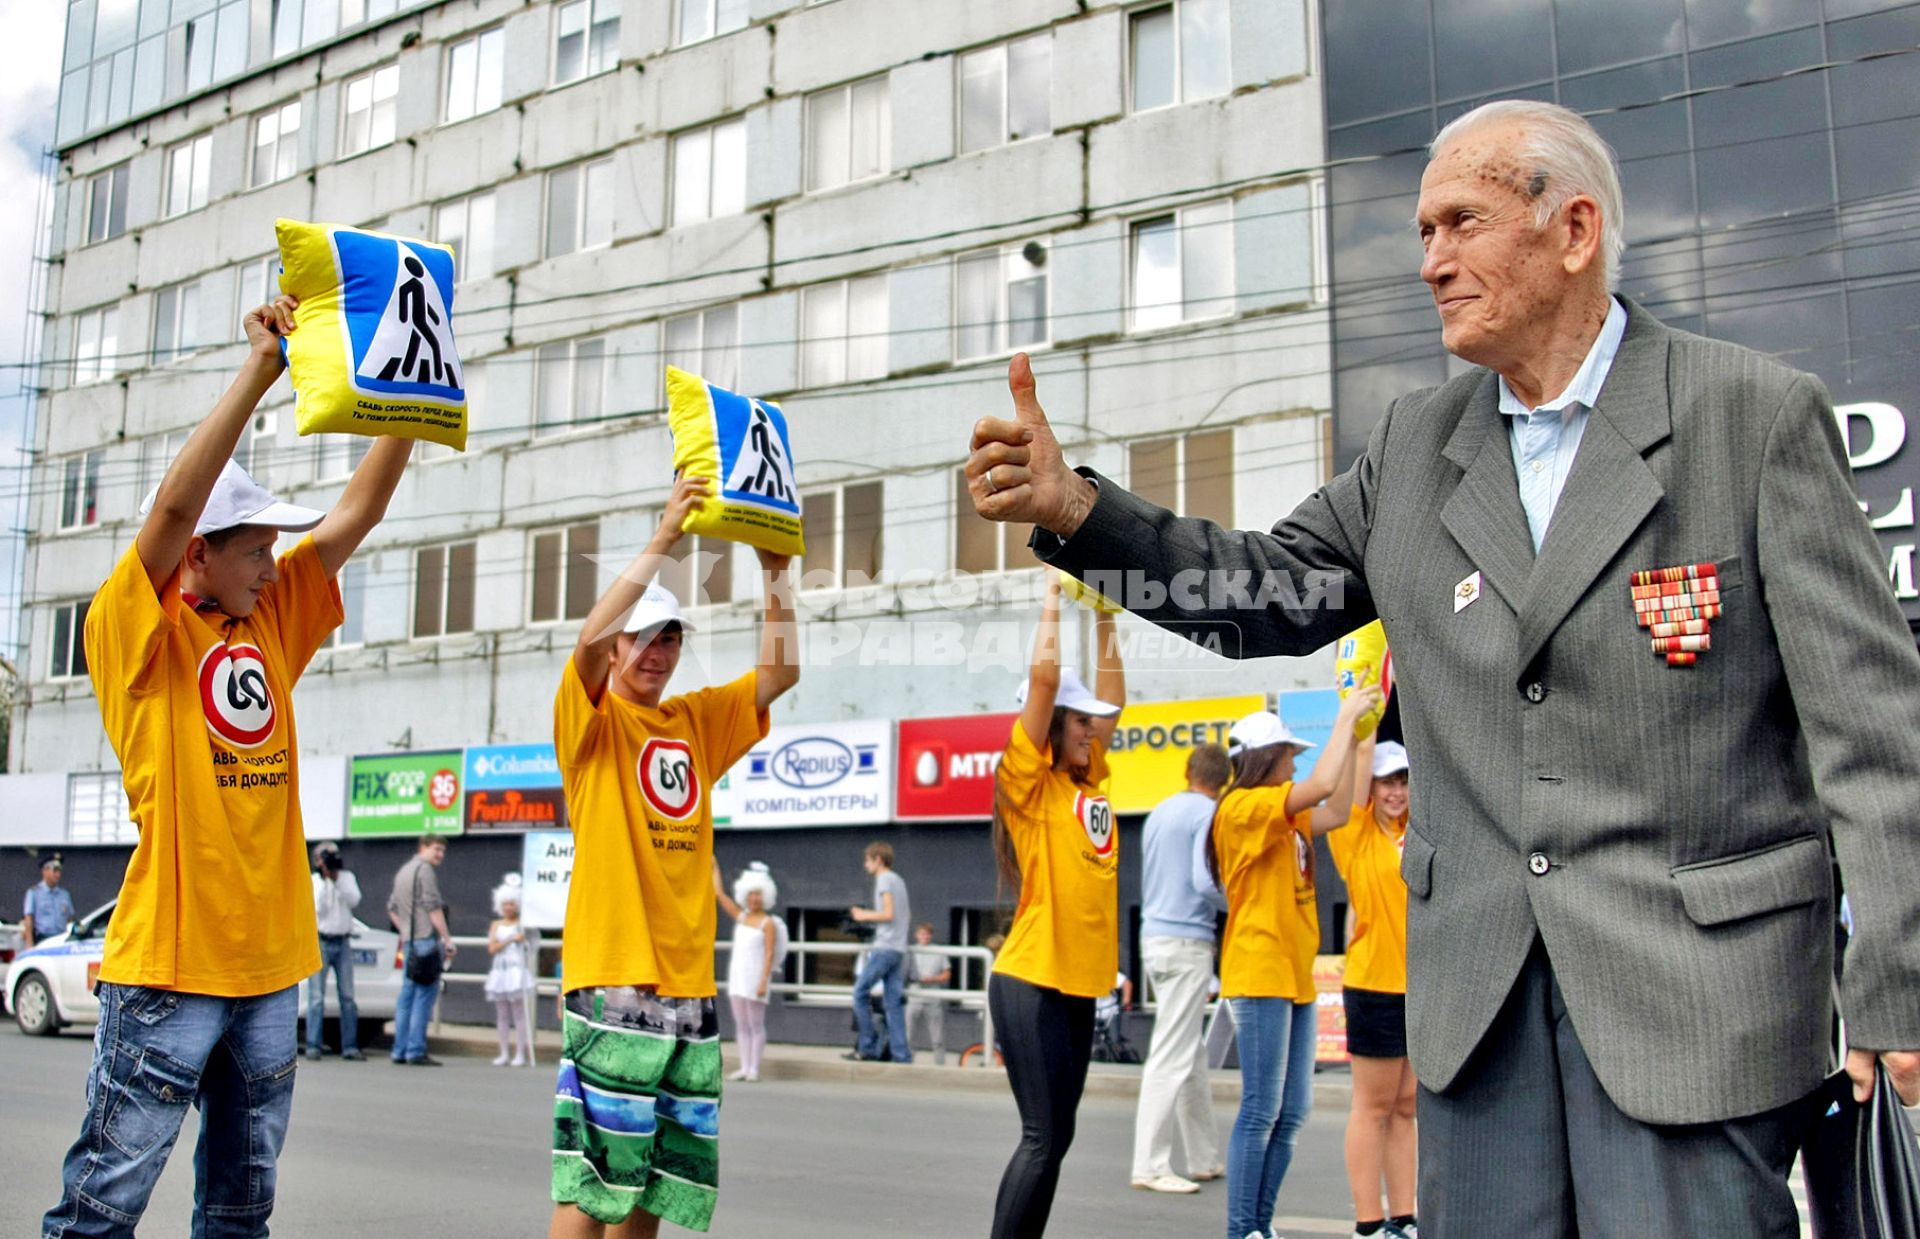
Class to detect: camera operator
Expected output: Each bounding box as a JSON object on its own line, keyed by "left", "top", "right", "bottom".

{"left": 307, "top": 843, "right": 364, "bottom": 1061}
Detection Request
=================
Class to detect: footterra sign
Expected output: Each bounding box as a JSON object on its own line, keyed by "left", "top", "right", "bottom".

{"left": 464, "top": 743, "right": 567, "bottom": 833}
{"left": 348, "top": 750, "right": 464, "bottom": 836}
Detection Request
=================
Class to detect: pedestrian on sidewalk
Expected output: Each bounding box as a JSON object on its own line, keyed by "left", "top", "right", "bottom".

{"left": 1327, "top": 739, "right": 1417, "bottom": 1239}
{"left": 20, "top": 856, "right": 74, "bottom": 948}
{"left": 486, "top": 874, "right": 538, "bottom": 1067}
{"left": 987, "top": 573, "right": 1126, "bottom": 1239}
{"left": 308, "top": 842, "right": 365, "bottom": 1061}
{"left": 846, "top": 843, "right": 912, "bottom": 1063}
{"left": 547, "top": 471, "right": 799, "bottom": 1238}
{"left": 906, "top": 922, "right": 954, "bottom": 1059}
{"left": 42, "top": 296, "right": 412, "bottom": 1238}
{"left": 1130, "top": 743, "right": 1232, "bottom": 1195}
{"left": 388, "top": 834, "right": 454, "bottom": 1066}
{"left": 716, "top": 860, "right": 784, "bottom": 1081}
{"left": 1211, "top": 692, "right": 1378, "bottom": 1239}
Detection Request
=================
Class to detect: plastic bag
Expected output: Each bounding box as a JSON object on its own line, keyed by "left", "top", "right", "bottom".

{"left": 1335, "top": 620, "right": 1394, "bottom": 741}
{"left": 666, "top": 366, "right": 804, "bottom": 556}
{"left": 276, "top": 219, "right": 468, "bottom": 451}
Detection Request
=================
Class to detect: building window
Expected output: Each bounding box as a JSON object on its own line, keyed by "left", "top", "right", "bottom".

{"left": 49, "top": 600, "right": 92, "bottom": 680}
{"left": 341, "top": 64, "right": 399, "bottom": 157}
{"left": 677, "top": 0, "right": 747, "bottom": 45}
{"left": 672, "top": 119, "right": 747, "bottom": 227}
{"left": 1130, "top": 0, "right": 1230, "bottom": 113}
{"left": 84, "top": 164, "right": 129, "bottom": 245}
{"left": 959, "top": 34, "right": 1051, "bottom": 154}
{"left": 536, "top": 338, "right": 609, "bottom": 436}
{"left": 546, "top": 157, "right": 615, "bottom": 257}
{"left": 234, "top": 255, "right": 280, "bottom": 337}
{"left": 1128, "top": 429, "right": 1234, "bottom": 528}
{"left": 955, "top": 242, "right": 1048, "bottom": 361}
{"left": 140, "top": 431, "right": 187, "bottom": 499}
{"left": 659, "top": 533, "right": 734, "bottom": 606}
{"left": 801, "top": 275, "right": 888, "bottom": 388}
{"left": 1130, "top": 201, "right": 1233, "bottom": 331}
{"left": 314, "top": 435, "right": 371, "bottom": 483}
{"left": 57, "top": 451, "right": 103, "bottom": 533}
{"left": 554, "top": 0, "right": 621, "bottom": 86}
{"left": 445, "top": 28, "right": 505, "bottom": 123}
{"left": 799, "top": 481, "right": 882, "bottom": 590}
{"left": 251, "top": 100, "right": 302, "bottom": 188}
{"left": 323, "top": 560, "right": 369, "bottom": 649}
{"left": 953, "top": 470, "right": 1037, "bottom": 574}
{"left": 152, "top": 279, "right": 208, "bottom": 365}
{"left": 164, "top": 134, "right": 213, "bottom": 218}
{"left": 234, "top": 411, "right": 279, "bottom": 488}
{"left": 435, "top": 192, "right": 497, "bottom": 282}
{"left": 806, "top": 76, "right": 890, "bottom": 192}
{"left": 664, "top": 304, "right": 740, "bottom": 391}
{"left": 529, "top": 522, "right": 601, "bottom": 623}
{"left": 413, "top": 541, "right": 477, "bottom": 638}
{"left": 68, "top": 772, "right": 136, "bottom": 846}
{"left": 71, "top": 306, "right": 120, "bottom": 386}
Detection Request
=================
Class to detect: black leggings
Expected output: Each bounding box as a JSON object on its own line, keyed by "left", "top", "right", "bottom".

{"left": 989, "top": 973, "right": 1095, "bottom": 1239}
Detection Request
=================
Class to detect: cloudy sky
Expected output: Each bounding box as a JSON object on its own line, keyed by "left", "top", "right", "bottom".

{"left": 0, "top": 0, "right": 66, "bottom": 659}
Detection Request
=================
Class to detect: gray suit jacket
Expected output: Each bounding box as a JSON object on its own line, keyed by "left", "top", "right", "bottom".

{"left": 1041, "top": 301, "right": 1920, "bottom": 1124}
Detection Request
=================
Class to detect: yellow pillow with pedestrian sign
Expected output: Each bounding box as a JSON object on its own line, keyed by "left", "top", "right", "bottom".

{"left": 1336, "top": 620, "right": 1394, "bottom": 740}
{"left": 275, "top": 219, "right": 468, "bottom": 451}
{"left": 666, "top": 366, "right": 805, "bottom": 557}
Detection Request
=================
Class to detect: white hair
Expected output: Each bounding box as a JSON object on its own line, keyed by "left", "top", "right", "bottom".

{"left": 492, "top": 872, "right": 524, "bottom": 917}
{"left": 733, "top": 861, "right": 778, "bottom": 911}
{"left": 1430, "top": 100, "right": 1626, "bottom": 290}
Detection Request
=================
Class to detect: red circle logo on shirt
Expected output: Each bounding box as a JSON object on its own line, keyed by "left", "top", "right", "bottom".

{"left": 197, "top": 642, "right": 275, "bottom": 749}
{"left": 638, "top": 738, "right": 701, "bottom": 821}
{"left": 1075, "top": 791, "right": 1115, "bottom": 857}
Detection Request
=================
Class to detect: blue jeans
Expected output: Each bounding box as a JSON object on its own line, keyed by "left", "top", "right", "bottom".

{"left": 304, "top": 936, "right": 358, "bottom": 1054}
{"left": 851, "top": 948, "right": 911, "bottom": 1062}
{"left": 1226, "top": 998, "right": 1317, "bottom": 1239}
{"left": 43, "top": 983, "right": 298, "bottom": 1239}
{"left": 390, "top": 940, "right": 442, "bottom": 1062}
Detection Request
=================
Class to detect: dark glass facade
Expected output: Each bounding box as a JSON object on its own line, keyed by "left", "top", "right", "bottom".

{"left": 1321, "top": 0, "right": 1920, "bottom": 630}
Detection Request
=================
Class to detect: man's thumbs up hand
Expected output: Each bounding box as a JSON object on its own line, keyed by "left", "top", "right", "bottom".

{"left": 968, "top": 353, "right": 1097, "bottom": 539}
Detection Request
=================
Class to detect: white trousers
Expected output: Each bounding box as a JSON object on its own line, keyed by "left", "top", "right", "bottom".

{"left": 1131, "top": 935, "right": 1221, "bottom": 1178}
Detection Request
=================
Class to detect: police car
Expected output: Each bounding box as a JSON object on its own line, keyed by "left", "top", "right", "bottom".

{"left": 5, "top": 900, "right": 404, "bottom": 1045}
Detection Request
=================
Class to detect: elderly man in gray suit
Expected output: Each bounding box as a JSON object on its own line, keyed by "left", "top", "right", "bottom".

{"left": 966, "top": 99, "right": 1920, "bottom": 1237}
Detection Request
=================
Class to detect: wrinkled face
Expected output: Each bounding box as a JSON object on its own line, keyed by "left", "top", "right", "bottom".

{"left": 1373, "top": 771, "right": 1409, "bottom": 820}
{"left": 1054, "top": 710, "right": 1097, "bottom": 771}
{"left": 187, "top": 526, "right": 281, "bottom": 618}
{"left": 614, "top": 625, "right": 683, "bottom": 705}
{"left": 745, "top": 889, "right": 766, "bottom": 914}
{"left": 1416, "top": 122, "right": 1568, "bottom": 369}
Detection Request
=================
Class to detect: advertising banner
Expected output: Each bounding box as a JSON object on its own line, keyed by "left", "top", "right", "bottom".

{"left": 727, "top": 719, "right": 892, "bottom": 828}
{"left": 896, "top": 712, "right": 1020, "bottom": 820}
{"left": 1314, "top": 954, "right": 1349, "bottom": 1065}
{"left": 347, "top": 750, "right": 464, "bottom": 837}
{"left": 1104, "top": 695, "right": 1264, "bottom": 813}
{"left": 520, "top": 831, "right": 574, "bottom": 930}
{"left": 464, "top": 743, "right": 567, "bottom": 833}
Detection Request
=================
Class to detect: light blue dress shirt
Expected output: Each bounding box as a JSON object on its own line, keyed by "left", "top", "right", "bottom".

{"left": 1498, "top": 297, "right": 1629, "bottom": 551}
{"left": 1139, "top": 791, "right": 1222, "bottom": 940}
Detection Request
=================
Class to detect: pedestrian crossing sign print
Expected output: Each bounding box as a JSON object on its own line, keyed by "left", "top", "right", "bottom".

{"left": 276, "top": 218, "right": 469, "bottom": 451}
{"left": 666, "top": 366, "right": 806, "bottom": 557}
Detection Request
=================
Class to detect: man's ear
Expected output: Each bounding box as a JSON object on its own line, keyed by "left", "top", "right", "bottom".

{"left": 183, "top": 534, "right": 211, "bottom": 573}
{"left": 1561, "top": 194, "right": 1604, "bottom": 276}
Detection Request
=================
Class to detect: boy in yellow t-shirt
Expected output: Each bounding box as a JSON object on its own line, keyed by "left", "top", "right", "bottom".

{"left": 549, "top": 473, "right": 799, "bottom": 1239}
{"left": 45, "top": 297, "right": 413, "bottom": 1239}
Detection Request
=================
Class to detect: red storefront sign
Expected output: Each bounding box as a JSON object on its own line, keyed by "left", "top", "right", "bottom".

{"left": 465, "top": 787, "right": 569, "bottom": 833}
{"left": 896, "top": 713, "right": 1020, "bottom": 820}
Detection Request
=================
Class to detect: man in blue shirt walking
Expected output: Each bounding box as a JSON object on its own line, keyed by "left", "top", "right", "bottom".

{"left": 1130, "top": 744, "right": 1232, "bottom": 1194}
{"left": 22, "top": 857, "right": 76, "bottom": 948}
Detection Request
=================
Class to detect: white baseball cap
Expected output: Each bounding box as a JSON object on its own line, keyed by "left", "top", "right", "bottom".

{"left": 1372, "top": 740, "right": 1410, "bottom": 778}
{"left": 140, "top": 460, "right": 326, "bottom": 537}
{"left": 1227, "top": 710, "right": 1313, "bottom": 758}
{"left": 622, "top": 583, "right": 697, "bottom": 643}
{"left": 1015, "top": 668, "right": 1122, "bottom": 718}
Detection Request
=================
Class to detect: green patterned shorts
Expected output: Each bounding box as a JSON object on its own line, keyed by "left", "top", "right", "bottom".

{"left": 551, "top": 987, "right": 722, "bottom": 1231}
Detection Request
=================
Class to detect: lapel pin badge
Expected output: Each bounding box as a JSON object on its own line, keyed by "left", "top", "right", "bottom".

{"left": 1454, "top": 571, "right": 1482, "bottom": 613}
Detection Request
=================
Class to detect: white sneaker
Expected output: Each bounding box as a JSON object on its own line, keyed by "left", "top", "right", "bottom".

{"left": 1385, "top": 1225, "right": 1417, "bottom": 1239}
{"left": 744, "top": 1071, "right": 759, "bottom": 1082}
{"left": 491, "top": 1052, "right": 509, "bottom": 1066}
{"left": 1130, "top": 1174, "right": 1201, "bottom": 1194}
{"left": 510, "top": 1053, "right": 525, "bottom": 1067}
{"left": 726, "top": 1068, "right": 749, "bottom": 1081}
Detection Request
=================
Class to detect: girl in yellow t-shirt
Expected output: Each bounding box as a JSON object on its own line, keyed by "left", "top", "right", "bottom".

{"left": 988, "top": 574, "right": 1125, "bottom": 1239}
{"left": 1328, "top": 736, "right": 1416, "bottom": 1238}
{"left": 1210, "top": 689, "right": 1379, "bottom": 1239}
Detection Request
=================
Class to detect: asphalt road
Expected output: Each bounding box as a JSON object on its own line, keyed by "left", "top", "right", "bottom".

{"left": 1, "top": 1028, "right": 1362, "bottom": 1238}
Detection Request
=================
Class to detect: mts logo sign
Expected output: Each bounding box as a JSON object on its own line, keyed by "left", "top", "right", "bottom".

{"left": 896, "top": 712, "right": 1019, "bottom": 821}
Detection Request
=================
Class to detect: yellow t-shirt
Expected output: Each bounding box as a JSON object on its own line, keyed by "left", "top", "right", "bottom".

{"left": 1327, "top": 804, "right": 1409, "bottom": 995}
{"left": 990, "top": 721, "right": 1118, "bottom": 999}
{"left": 86, "top": 538, "right": 340, "bottom": 996}
{"left": 554, "top": 660, "right": 766, "bottom": 996}
{"left": 1215, "top": 783, "right": 1318, "bottom": 1002}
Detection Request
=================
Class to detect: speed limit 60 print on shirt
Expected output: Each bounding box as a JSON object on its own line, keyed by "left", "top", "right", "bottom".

{"left": 551, "top": 661, "right": 769, "bottom": 996}
{"left": 83, "top": 538, "right": 342, "bottom": 996}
